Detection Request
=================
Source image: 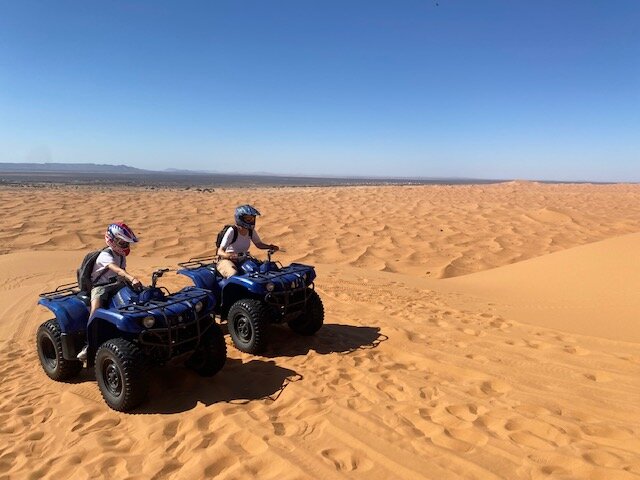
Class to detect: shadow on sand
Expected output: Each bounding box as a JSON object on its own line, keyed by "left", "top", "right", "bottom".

{"left": 67, "top": 358, "right": 300, "bottom": 415}
{"left": 261, "top": 323, "right": 388, "bottom": 358}
{"left": 137, "top": 358, "right": 301, "bottom": 414}
{"left": 64, "top": 323, "right": 386, "bottom": 414}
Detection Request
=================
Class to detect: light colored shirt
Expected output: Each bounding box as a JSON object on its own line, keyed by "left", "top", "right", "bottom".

{"left": 220, "top": 227, "right": 262, "bottom": 254}
{"left": 91, "top": 249, "right": 126, "bottom": 284}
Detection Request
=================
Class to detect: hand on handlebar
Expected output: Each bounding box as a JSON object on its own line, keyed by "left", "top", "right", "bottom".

{"left": 130, "top": 277, "right": 144, "bottom": 291}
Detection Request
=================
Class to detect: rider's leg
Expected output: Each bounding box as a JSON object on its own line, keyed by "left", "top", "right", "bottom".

{"left": 78, "top": 288, "right": 106, "bottom": 361}
{"left": 217, "top": 259, "right": 239, "bottom": 278}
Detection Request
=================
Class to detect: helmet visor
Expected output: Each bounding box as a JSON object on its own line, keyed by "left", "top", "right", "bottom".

{"left": 240, "top": 214, "right": 256, "bottom": 225}
{"left": 114, "top": 238, "right": 130, "bottom": 248}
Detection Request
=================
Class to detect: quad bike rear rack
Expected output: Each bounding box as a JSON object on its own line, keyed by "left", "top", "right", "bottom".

{"left": 177, "top": 255, "right": 217, "bottom": 269}
{"left": 39, "top": 283, "right": 81, "bottom": 300}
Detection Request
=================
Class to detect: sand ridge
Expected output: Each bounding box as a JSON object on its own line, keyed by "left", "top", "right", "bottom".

{"left": 1, "top": 182, "right": 639, "bottom": 479}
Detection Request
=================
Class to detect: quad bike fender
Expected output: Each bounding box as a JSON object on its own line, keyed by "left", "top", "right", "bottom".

{"left": 177, "top": 266, "right": 217, "bottom": 291}
{"left": 87, "top": 309, "right": 145, "bottom": 337}
{"left": 38, "top": 296, "right": 89, "bottom": 334}
{"left": 288, "top": 264, "right": 317, "bottom": 284}
{"left": 221, "top": 277, "right": 266, "bottom": 304}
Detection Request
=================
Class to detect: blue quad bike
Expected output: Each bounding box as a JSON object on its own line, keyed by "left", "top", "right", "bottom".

{"left": 177, "top": 249, "right": 324, "bottom": 354}
{"left": 36, "top": 269, "right": 227, "bottom": 412}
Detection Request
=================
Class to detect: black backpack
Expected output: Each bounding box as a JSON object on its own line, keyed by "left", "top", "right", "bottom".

{"left": 215, "top": 224, "right": 252, "bottom": 249}
{"left": 77, "top": 247, "right": 113, "bottom": 292}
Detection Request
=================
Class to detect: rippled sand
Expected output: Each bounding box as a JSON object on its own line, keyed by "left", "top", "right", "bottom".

{"left": 1, "top": 182, "right": 639, "bottom": 479}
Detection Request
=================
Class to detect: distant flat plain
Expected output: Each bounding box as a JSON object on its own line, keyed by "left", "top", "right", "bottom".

{"left": 0, "top": 168, "right": 501, "bottom": 188}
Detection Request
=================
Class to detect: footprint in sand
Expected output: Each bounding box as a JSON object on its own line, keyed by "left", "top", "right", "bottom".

{"left": 445, "top": 404, "right": 483, "bottom": 422}
{"left": 162, "top": 419, "right": 180, "bottom": 438}
{"left": 428, "top": 318, "right": 450, "bottom": 328}
{"left": 0, "top": 452, "right": 18, "bottom": 473}
{"left": 344, "top": 396, "right": 373, "bottom": 413}
{"left": 406, "top": 331, "right": 429, "bottom": 342}
{"left": 583, "top": 371, "right": 613, "bottom": 382}
{"left": 203, "top": 456, "right": 237, "bottom": 477}
{"left": 195, "top": 412, "right": 217, "bottom": 432}
{"left": 583, "top": 450, "right": 626, "bottom": 468}
{"left": 227, "top": 430, "right": 270, "bottom": 456}
{"left": 418, "top": 385, "right": 442, "bottom": 401}
{"left": 195, "top": 432, "right": 218, "bottom": 450}
{"left": 480, "top": 380, "right": 512, "bottom": 396}
{"left": 509, "top": 431, "right": 558, "bottom": 451}
{"left": 26, "top": 430, "right": 45, "bottom": 441}
{"left": 14, "top": 405, "right": 35, "bottom": 416}
{"left": 489, "top": 319, "right": 512, "bottom": 330}
{"left": 505, "top": 417, "right": 572, "bottom": 451}
{"left": 564, "top": 345, "right": 590, "bottom": 355}
{"left": 429, "top": 426, "right": 489, "bottom": 453}
{"left": 320, "top": 448, "right": 373, "bottom": 472}
{"left": 525, "top": 340, "right": 552, "bottom": 350}
{"left": 377, "top": 378, "right": 411, "bottom": 402}
{"left": 460, "top": 328, "right": 486, "bottom": 337}
{"left": 513, "top": 404, "right": 553, "bottom": 417}
{"left": 465, "top": 353, "right": 490, "bottom": 364}
{"left": 271, "top": 420, "right": 312, "bottom": 438}
{"left": 580, "top": 423, "right": 635, "bottom": 440}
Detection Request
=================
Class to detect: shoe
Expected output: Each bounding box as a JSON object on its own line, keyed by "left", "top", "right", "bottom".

{"left": 77, "top": 345, "right": 88, "bottom": 362}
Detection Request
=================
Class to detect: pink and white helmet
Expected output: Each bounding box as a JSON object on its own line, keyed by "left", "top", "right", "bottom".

{"left": 105, "top": 222, "right": 138, "bottom": 256}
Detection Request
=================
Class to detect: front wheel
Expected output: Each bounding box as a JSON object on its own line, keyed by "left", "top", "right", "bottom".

{"left": 227, "top": 299, "right": 270, "bottom": 354}
{"left": 95, "top": 338, "right": 148, "bottom": 412}
{"left": 288, "top": 290, "right": 324, "bottom": 335}
{"left": 36, "top": 320, "right": 83, "bottom": 381}
{"left": 185, "top": 322, "right": 227, "bottom": 376}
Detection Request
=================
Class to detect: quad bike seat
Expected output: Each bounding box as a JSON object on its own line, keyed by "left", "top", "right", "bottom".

{"left": 76, "top": 292, "right": 91, "bottom": 306}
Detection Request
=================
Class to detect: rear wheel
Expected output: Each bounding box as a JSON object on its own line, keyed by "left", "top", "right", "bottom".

{"left": 227, "top": 299, "right": 270, "bottom": 354}
{"left": 288, "top": 290, "right": 324, "bottom": 335}
{"left": 186, "top": 322, "right": 227, "bottom": 376}
{"left": 36, "top": 320, "right": 83, "bottom": 381}
{"left": 95, "top": 338, "right": 148, "bottom": 412}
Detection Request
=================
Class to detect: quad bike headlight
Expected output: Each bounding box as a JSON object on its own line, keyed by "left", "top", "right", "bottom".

{"left": 194, "top": 301, "right": 204, "bottom": 313}
{"left": 266, "top": 282, "right": 275, "bottom": 292}
{"left": 142, "top": 316, "right": 155, "bottom": 328}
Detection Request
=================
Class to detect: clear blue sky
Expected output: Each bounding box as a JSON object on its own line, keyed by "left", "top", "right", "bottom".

{"left": 0, "top": 1, "right": 638, "bottom": 181}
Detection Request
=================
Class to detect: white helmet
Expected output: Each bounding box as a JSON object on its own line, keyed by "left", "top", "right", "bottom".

{"left": 105, "top": 222, "right": 138, "bottom": 256}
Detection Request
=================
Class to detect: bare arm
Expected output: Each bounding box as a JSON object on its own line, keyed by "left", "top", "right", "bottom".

{"left": 254, "top": 240, "right": 279, "bottom": 251}
{"left": 106, "top": 263, "right": 142, "bottom": 288}
{"left": 217, "top": 246, "right": 239, "bottom": 261}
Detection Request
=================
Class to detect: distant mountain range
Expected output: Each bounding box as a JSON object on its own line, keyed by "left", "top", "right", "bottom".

{"left": 0, "top": 162, "right": 147, "bottom": 173}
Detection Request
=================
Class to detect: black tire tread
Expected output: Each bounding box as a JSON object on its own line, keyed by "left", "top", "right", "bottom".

{"left": 95, "top": 338, "right": 148, "bottom": 412}
{"left": 288, "top": 290, "right": 324, "bottom": 335}
{"left": 36, "top": 319, "right": 83, "bottom": 381}
{"left": 227, "top": 299, "right": 270, "bottom": 354}
{"left": 186, "top": 322, "right": 227, "bottom": 376}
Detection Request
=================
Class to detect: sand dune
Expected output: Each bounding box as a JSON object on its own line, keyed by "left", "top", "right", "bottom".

{"left": 1, "top": 183, "right": 639, "bottom": 479}
{"left": 440, "top": 232, "right": 640, "bottom": 342}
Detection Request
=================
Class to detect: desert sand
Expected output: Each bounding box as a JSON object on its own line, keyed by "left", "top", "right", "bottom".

{"left": 1, "top": 182, "right": 639, "bottom": 479}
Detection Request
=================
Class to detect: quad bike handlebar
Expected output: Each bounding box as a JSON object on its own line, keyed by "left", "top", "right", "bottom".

{"left": 151, "top": 268, "right": 170, "bottom": 288}
{"left": 124, "top": 268, "right": 171, "bottom": 291}
{"left": 266, "top": 248, "right": 286, "bottom": 262}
